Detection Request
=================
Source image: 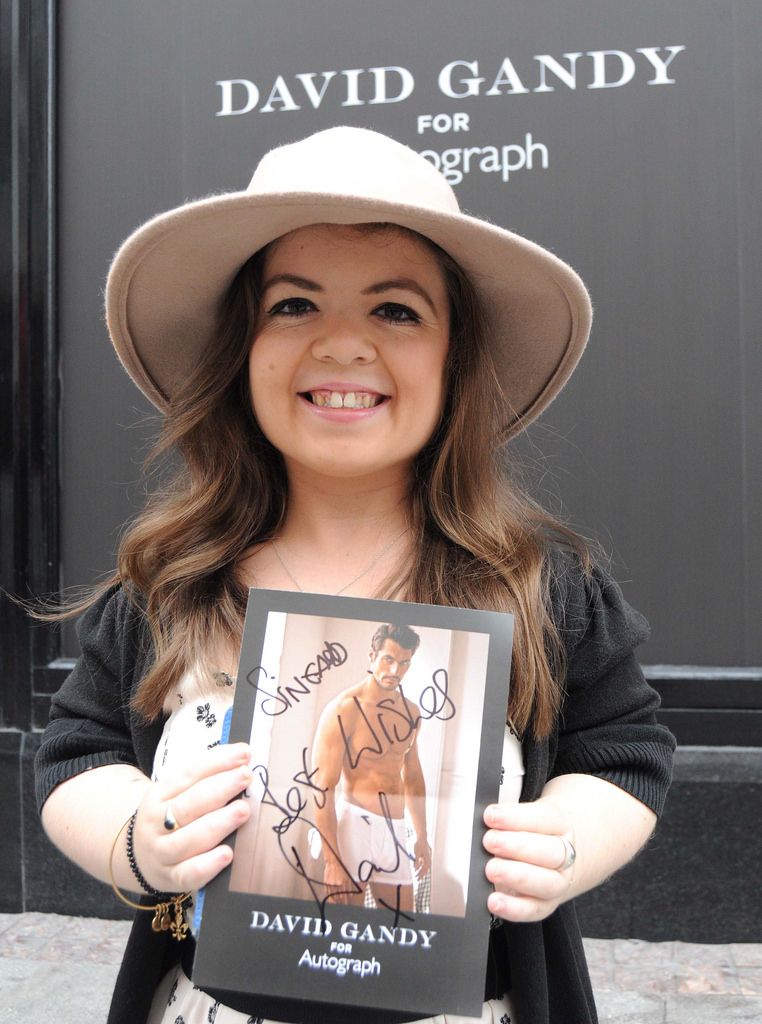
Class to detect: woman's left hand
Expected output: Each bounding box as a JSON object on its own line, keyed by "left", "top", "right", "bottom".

{"left": 482, "top": 797, "right": 576, "bottom": 923}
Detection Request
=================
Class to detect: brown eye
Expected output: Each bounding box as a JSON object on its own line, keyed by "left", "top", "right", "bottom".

{"left": 374, "top": 302, "right": 422, "bottom": 324}
{"left": 268, "top": 297, "right": 316, "bottom": 317}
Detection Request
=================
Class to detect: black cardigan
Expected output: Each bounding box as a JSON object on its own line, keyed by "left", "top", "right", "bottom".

{"left": 35, "top": 556, "right": 675, "bottom": 1024}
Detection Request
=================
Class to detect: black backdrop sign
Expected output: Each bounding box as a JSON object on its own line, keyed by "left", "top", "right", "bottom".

{"left": 59, "top": 0, "right": 761, "bottom": 667}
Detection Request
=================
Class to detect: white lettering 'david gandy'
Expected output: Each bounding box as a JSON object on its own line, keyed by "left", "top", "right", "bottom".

{"left": 250, "top": 911, "right": 437, "bottom": 949}
{"left": 215, "top": 46, "right": 686, "bottom": 115}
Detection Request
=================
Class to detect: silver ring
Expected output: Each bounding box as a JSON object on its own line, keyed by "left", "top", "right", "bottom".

{"left": 556, "top": 836, "right": 576, "bottom": 872}
{"left": 163, "top": 803, "right": 180, "bottom": 832}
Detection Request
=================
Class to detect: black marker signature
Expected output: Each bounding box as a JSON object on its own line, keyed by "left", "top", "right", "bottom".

{"left": 250, "top": 765, "right": 417, "bottom": 923}
{"left": 339, "top": 668, "right": 456, "bottom": 769}
{"left": 293, "top": 746, "right": 328, "bottom": 810}
{"left": 376, "top": 883, "right": 416, "bottom": 927}
{"left": 246, "top": 640, "right": 348, "bottom": 716}
{"left": 252, "top": 763, "right": 361, "bottom": 914}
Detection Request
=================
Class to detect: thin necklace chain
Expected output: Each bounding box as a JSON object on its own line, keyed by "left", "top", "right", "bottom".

{"left": 270, "top": 527, "right": 411, "bottom": 596}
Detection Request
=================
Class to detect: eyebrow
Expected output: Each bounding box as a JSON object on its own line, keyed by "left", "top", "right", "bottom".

{"left": 261, "top": 273, "right": 323, "bottom": 293}
{"left": 261, "top": 273, "right": 437, "bottom": 315}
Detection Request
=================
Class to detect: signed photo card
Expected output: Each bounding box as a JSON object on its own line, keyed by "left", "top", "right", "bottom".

{"left": 193, "top": 590, "right": 513, "bottom": 1018}
{"left": 231, "top": 610, "right": 487, "bottom": 917}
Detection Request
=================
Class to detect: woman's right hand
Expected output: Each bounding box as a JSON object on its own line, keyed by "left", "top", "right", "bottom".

{"left": 130, "top": 741, "right": 253, "bottom": 893}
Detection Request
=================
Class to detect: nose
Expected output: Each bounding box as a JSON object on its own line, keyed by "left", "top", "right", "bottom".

{"left": 310, "top": 316, "right": 376, "bottom": 365}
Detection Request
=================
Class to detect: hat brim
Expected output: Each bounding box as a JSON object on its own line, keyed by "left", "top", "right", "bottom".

{"left": 105, "top": 191, "right": 592, "bottom": 439}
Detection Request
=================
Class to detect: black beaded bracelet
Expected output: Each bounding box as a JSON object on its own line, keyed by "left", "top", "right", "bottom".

{"left": 126, "top": 811, "right": 165, "bottom": 898}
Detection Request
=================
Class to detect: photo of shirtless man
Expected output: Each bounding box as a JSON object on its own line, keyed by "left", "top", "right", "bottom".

{"left": 312, "top": 623, "right": 432, "bottom": 912}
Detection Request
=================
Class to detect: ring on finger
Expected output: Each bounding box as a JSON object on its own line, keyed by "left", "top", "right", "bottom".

{"left": 163, "top": 803, "right": 181, "bottom": 832}
{"left": 555, "top": 836, "right": 576, "bottom": 872}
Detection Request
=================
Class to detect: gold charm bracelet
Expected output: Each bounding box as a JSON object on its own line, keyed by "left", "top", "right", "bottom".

{"left": 109, "top": 811, "right": 191, "bottom": 941}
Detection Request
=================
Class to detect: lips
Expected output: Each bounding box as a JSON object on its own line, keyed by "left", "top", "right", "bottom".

{"left": 301, "top": 389, "right": 386, "bottom": 409}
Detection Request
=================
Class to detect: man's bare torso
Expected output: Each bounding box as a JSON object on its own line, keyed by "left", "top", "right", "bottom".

{"left": 333, "top": 680, "right": 420, "bottom": 818}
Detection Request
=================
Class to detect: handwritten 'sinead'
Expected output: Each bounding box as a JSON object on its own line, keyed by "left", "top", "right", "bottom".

{"left": 247, "top": 639, "right": 348, "bottom": 715}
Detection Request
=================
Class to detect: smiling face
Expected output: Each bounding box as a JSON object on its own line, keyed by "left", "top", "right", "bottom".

{"left": 247, "top": 224, "right": 450, "bottom": 486}
{"left": 368, "top": 638, "right": 415, "bottom": 692}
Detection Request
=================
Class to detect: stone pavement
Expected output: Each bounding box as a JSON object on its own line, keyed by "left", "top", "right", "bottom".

{"left": 582, "top": 937, "right": 762, "bottom": 1022}
{"left": 1, "top": 913, "right": 761, "bottom": 1022}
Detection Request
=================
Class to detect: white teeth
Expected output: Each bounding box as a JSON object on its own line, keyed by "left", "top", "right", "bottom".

{"left": 309, "top": 390, "right": 381, "bottom": 409}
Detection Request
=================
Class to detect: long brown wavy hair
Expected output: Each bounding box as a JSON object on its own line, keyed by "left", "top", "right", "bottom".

{"left": 55, "top": 223, "right": 590, "bottom": 736}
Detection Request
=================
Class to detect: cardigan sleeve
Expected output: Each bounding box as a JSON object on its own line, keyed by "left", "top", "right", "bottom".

{"left": 34, "top": 586, "right": 149, "bottom": 813}
{"left": 547, "top": 553, "right": 676, "bottom": 817}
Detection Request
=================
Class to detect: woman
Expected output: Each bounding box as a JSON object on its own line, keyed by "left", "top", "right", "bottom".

{"left": 35, "top": 127, "right": 675, "bottom": 1024}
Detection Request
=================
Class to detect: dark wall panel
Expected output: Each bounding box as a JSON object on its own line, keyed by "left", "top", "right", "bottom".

{"left": 58, "top": 0, "right": 761, "bottom": 667}
{"left": 577, "top": 747, "right": 762, "bottom": 942}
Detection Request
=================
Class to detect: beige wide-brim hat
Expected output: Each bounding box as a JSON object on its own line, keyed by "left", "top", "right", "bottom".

{"left": 106, "top": 126, "right": 592, "bottom": 439}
